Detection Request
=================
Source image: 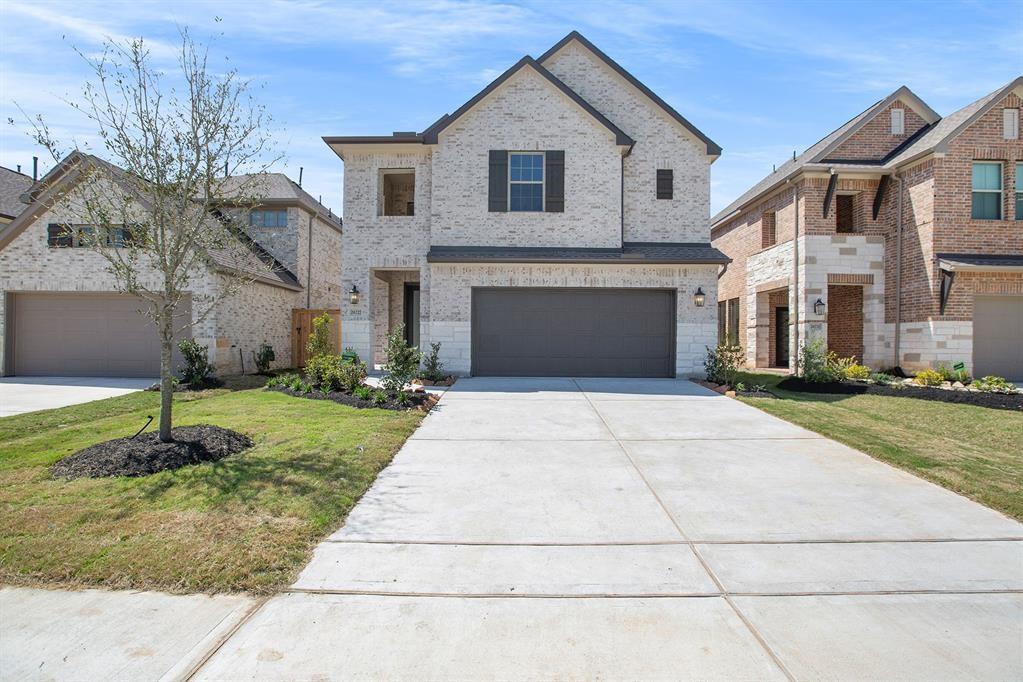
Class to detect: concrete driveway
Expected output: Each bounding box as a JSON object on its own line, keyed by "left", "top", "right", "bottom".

{"left": 0, "top": 376, "right": 154, "bottom": 417}
{"left": 194, "top": 377, "right": 1022, "bottom": 680}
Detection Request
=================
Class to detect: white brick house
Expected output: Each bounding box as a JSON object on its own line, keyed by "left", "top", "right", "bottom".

{"left": 0, "top": 152, "right": 342, "bottom": 377}
{"left": 326, "top": 32, "right": 726, "bottom": 377}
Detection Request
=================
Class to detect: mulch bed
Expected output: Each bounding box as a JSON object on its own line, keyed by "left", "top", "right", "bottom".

{"left": 777, "top": 377, "right": 1023, "bottom": 411}
{"left": 737, "top": 390, "right": 777, "bottom": 399}
{"left": 51, "top": 425, "right": 253, "bottom": 480}
{"left": 267, "top": 385, "right": 438, "bottom": 412}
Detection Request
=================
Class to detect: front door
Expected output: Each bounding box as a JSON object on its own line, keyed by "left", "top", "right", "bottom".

{"left": 775, "top": 307, "right": 789, "bottom": 368}
{"left": 404, "top": 284, "right": 421, "bottom": 349}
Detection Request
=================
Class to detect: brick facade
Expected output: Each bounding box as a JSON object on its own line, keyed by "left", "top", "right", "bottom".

{"left": 713, "top": 85, "right": 1023, "bottom": 377}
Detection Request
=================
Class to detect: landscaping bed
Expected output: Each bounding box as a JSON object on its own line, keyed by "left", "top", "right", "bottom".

{"left": 266, "top": 384, "right": 438, "bottom": 411}
{"left": 51, "top": 425, "right": 252, "bottom": 480}
{"left": 777, "top": 377, "right": 1023, "bottom": 411}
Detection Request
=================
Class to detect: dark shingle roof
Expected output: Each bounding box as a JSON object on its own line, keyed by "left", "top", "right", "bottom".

{"left": 937, "top": 253, "right": 1023, "bottom": 270}
{"left": 0, "top": 166, "right": 33, "bottom": 220}
{"left": 427, "top": 242, "right": 729, "bottom": 265}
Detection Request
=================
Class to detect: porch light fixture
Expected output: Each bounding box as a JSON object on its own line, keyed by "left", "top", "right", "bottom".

{"left": 693, "top": 287, "right": 705, "bottom": 307}
{"left": 348, "top": 284, "right": 361, "bottom": 305}
{"left": 814, "top": 297, "right": 826, "bottom": 316}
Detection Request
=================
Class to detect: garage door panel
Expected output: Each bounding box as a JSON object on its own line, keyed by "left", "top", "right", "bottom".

{"left": 973, "top": 296, "right": 1023, "bottom": 381}
{"left": 472, "top": 288, "right": 675, "bottom": 377}
{"left": 11, "top": 293, "right": 191, "bottom": 377}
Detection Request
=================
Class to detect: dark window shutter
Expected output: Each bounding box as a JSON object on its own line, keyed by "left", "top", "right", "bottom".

{"left": 544, "top": 150, "right": 565, "bottom": 213}
{"left": 656, "top": 169, "right": 673, "bottom": 200}
{"left": 47, "top": 223, "right": 72, "bottom": 248}
{"left": 488, "top": 150, "right": 508, "bottom": 212}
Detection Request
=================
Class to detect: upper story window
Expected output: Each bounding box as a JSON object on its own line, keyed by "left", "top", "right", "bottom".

{"left": 1004, "top": 108, "right": 1020, "bottom": 140}
{"left": 891, "top": 108, "right": 905, "bottom": 135}
{"left": 971, "top": 162, "right": 1002, "bottom": 220}
{"left": 47, "top": 223, "right": 135, "bottom": 248}
{"left": 1016, "top": 163, "right": 1022, "bottom": 219}
{"left": 656, "top": 169, "right": 673, "bottom": 199}
{"left": 509, "top": 152, "right": 544, "bottom": 212}
{"left": 379, "top": 169, "right": 415, "bottom": 216}
{"left": 835, "top": 194, "right": 856, "bottom": 233}
{"left": 761, "top": 211, "right": 777, "bottom": 247}
{"left": 249, "top": 209, "right": 288, "bottom": 228}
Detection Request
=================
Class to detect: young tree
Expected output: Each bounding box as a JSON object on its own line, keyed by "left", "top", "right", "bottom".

{"left": 23, "top": 31, "right": 280, "bottom": 442}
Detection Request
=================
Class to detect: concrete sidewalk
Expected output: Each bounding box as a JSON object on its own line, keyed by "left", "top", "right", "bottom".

{"left": 0, "top": 376, "right": 154, "bottom": 416}
{"left": 3, "top": 378, "right": 1021, "bottom": 680}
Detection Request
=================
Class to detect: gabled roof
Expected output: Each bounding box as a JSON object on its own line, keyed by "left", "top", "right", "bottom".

{"left": 711, "top": 85, "right": 939, "bottom": 227}
{"left": 0, "top": 166, "right": 32, "bottom": 220}
{"left": 216, "top": 172, "right": 342, "bottom": 229}
{"left": 538, "top": 31, "right": 722, "bottom": 156}
{"left": 0, "top": 151, "right": 302, "bottom": 291}
{"left": 886, "top": 76, "right": 1023, "bottom": 167}
{"left": 419, "top": 55, "right": 634, "bottom": 146}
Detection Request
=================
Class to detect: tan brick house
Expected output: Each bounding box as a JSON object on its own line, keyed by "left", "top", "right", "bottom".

{"left": 0, "top": 152, "right": 342, "bottom": 377}
{"left": 712, "top": 77, "right": 1023, "bottom": 380}
{"left": 325, "top": 31, "right": 727, "bottom": 377}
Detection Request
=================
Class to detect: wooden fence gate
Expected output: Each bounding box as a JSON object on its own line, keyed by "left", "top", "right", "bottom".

{"left": 292, "top": 308, "right": 341, "bottom": 367}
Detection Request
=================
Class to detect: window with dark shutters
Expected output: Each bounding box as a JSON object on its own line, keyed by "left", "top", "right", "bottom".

{"left": 46, "top": 223, "right": 73, "bottom": 248}
{"left": 544, "top": 150, "right": 564, "bottom": 212}
{"left": 488, "top": 150, "right": 508, "bottom": 212}
{"left": 657, "top": 169, "right": 673, "bottom": 200}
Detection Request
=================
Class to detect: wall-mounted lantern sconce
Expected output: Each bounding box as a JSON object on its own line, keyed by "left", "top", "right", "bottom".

{"left": 693, "top": 287, "right": 705, "bottom": 307}
{"left": 814, "top": 297, "right": 826, "bottom": 316}
{"left": 348, "top": 284, "right": 361, "bottom": 305}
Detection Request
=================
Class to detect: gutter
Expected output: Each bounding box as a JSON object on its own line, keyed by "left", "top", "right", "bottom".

{"left": 894, "top": 172, "right": 903, "bottom": 370}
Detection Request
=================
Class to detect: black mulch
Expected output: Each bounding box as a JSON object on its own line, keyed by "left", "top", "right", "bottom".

{"left": 266, "top": 385, "right": 434, "bottom": 411}
{"left": 737, "top": 390, "right": 777, "bottom": 399}
{"left": 777, "top": 377, "right": 1023, "bottom": 411}
{"left": 51, "top": 425, "right": 253, "bottom": 480}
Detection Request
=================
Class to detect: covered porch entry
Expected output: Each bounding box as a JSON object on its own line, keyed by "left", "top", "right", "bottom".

{"left": 371, "top": 269, "right": 421, "bottom": 368}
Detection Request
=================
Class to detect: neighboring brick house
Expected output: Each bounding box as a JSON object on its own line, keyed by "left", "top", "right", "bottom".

{"left": 712, "top": 77, "right": 1023, "bottom": 380}
{"left": 325, "top": 31, "right": 726, "bottom": 377}
{"left": 0, "top": 152, "right": 342, "bottom": 377}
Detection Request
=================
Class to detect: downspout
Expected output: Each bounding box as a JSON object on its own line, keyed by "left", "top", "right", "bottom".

{"left": 306, "top": 212, "right": 314, "bottom": 309}
{"left": 790, "top": 180, "right": 800, "bottom": 375}
{"left": 893, "top": 173, "right": 903, "bottom": 370}
{"left": 620, "top": 143, "right": 633, "bottom": 247}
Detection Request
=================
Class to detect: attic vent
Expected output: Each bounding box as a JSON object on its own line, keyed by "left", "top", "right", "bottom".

{"left": 891, "top": 108, "right": 905, "bottom": 135}
{"left": 1003, "top": 108, "right": 1019, "bottom": 140}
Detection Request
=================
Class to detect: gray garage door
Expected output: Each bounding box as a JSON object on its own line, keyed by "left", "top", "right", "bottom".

{"left": 9, "top": 292, "right": 190, "bottom": 377}
{"left": 471, "top": 288, "right": 676, "bottom": 377}
{"left": 973, "top": 296, "right": 1023, "bottom": 382}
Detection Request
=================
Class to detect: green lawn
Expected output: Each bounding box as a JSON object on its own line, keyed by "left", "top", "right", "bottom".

{"left": 735, "top": 372, "right": 1023, "bottom": 521}
{"left": 0, "top": 383, "right": 422, "bottom": 594}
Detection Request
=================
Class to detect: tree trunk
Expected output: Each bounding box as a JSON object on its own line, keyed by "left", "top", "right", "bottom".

{"left": 158, "top": 308, "right": 174, "bottom": 443}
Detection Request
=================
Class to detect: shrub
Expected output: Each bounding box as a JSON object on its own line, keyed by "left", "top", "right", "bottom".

{"left": 395, "top": 391, "right": 411, "bottom": 406}
{"left": 843, "top": 363, "right": 871, "bottom": 381}
{"left": 422, "top": 342, "right": 446, "bottom": 382}
{"left": 178, "top": 339, "right": 214, "bottom": 385}
{"left": 870, "top": 372, "right": 895, "bottom": 386}
{"left": 251, "top": 342, "right": 275, "bottom": 374}
{"left": 704, "top": 344, "right": 744, "bottom": 386}
{"left": 382, "top": 324, "right": 422, "bottom": 394}
{"left": 752, "top": 383, "right": 768, "bottom": 393}
{"left": 307, "top": 354, "right": 368, "bottom": 392}
{"left": 268, "top": 372, "right": 298, "bottom": 389}
{"left": 288, "top": 374, "right": 304, "bottom": 392}
{"left": 354, "top": 385, "right": 372, "bottom": 400}
{"left": 734, "top": 382, "right": 746, "bottom": 392}
{"left": 800, "top": 338, "right": 845, "bottom": 384}
{"left": 972, "top": 375, "right": 1016, "bottom": 393}
{"left": 913, "top": 369, "right": 944, "bottom": 387}
{"left": 306, "top": 312, "right": 334, "bottom": 360}
{"left": 372, "top": 390, "right": 388, "bottom": 406}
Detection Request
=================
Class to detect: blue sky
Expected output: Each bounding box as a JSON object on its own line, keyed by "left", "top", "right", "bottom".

{"left": 1, "top": 0, "right": 1021, "bottom": 216}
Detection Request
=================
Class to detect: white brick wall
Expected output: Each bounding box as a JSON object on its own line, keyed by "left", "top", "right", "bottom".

{"left": 543, "top": 41, "right": 712, "bottom": 243}
{"left": 431, "top": 67, "right": 623, "bottom": 248}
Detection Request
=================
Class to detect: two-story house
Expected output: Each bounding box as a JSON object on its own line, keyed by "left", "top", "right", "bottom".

{"left": 712, "top": 77, "right": 1023, "bottom": 380}
{"left": 325, "top": 32, "right": 727, "bottom": 377}
{"left": 0, "top": 151, "right": 343, "bottom": 377}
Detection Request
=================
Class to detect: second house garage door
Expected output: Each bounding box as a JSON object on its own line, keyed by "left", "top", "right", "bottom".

{"left": 973, "top": 295, "right": 1023, "bottom": 382}
{"left": 471, "top": 288, "right": 676, "bottom": 377}
{"left": 9, "top": 292, "right": 190, "bottom": 377}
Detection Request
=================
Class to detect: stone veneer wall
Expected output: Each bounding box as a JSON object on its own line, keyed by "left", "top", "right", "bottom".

{"left": 428, "top": 263, "right": 719, "bottom": 376}
{"left": 542, "top": 41, "right": 712, "bottom": 243}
